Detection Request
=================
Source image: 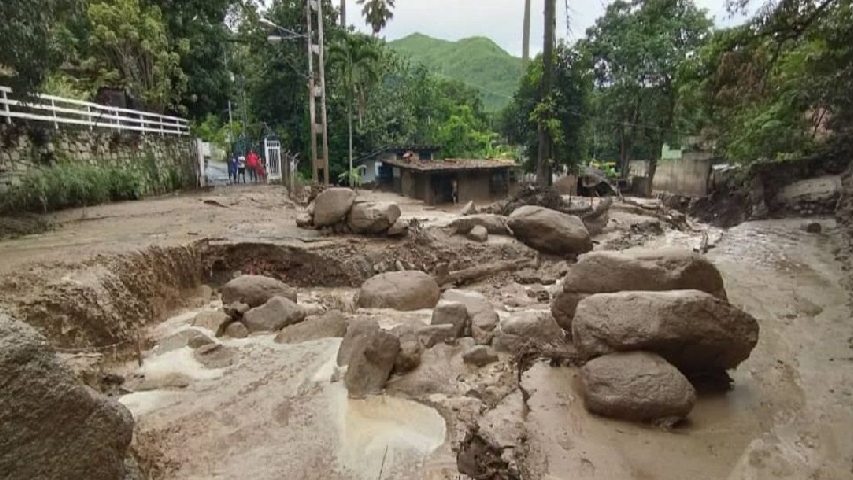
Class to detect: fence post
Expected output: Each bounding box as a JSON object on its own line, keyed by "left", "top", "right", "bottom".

{"left": 50, "top": 99, "right": 58, "bottom": 130}
{"left": 140, "top": 113, "right": 145, "bottom": 137}
{"left": 87, "top": 105, "right": 93, "bottom": 131}
{"left": 1, "top": 89, "right": 10, "bottom": 124}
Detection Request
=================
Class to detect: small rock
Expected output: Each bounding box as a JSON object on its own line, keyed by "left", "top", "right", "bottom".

{"left": 468, "top": 225, "right": 488, "bottom": 242}
{"left": 155, "top": 329, "right": 214, "bottom": 353}
{"left": 417, "top": 324, "right": 458, "bottom": 348}
{"left": 394, "top": 339, "right": 423, "bottom": 374}
{"left": 441, "top": 289, "right": 499, "bottom": 345}
{"left": 802, "top": 222, "right": 822, "bottom": 234}
{"left": 243, "top": 296, "right": 306, "bottom": 333}
{"left": 223, "top": 302, "right": 250, "bottom": 320}
{"left": 192, "top": 310, "right": 231, "bottom": 334}
{"left": 221, "top": 275, "right": 297, "bottom": 307}
{"left": 223, "top": 322, "right": 249, "bottom": 338}
{"left": 461, "top": 200, "right": 477, "bottom": 216}
{"left": 431, "top": 302, "right": 469, "bottom": 337}
{"left": 274, "top": 310, "right": 347, "bottom": 344}
{"left": 580, "top": 351, "right": 696, "bottom": 423}
{"left": 463, "top": 345, "right": 498, "bottom": 367}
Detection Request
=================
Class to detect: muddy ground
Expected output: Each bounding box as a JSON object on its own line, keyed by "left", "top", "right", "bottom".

{"left": 1, "top": 185, "right": 851, "bottom": 479}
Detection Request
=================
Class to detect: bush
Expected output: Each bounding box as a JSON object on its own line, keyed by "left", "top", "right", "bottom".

{"left": 1, "top": 160, "right": 185, "bottom": 213}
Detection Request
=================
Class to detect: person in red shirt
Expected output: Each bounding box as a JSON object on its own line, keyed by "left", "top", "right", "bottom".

{"left": 246, "top": 150, "right": 260, "bottom": 183}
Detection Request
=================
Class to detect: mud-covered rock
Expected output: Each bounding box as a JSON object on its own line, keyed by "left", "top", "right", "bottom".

{"left": 494, "top": 311, "right": 566, "bottom": 354}
{"left": 223, "top": 321, "right": 249, "bottom": 338}
{"left": 463, "top": 345, "right": 499, "bottom": 367}
{"left": 468, "top": 225, "right": 488, "bottom": 242}
{"left": 193, "top": 344, "right": 237, "bottom": 369}
{"left": 337, "top": 318, "right": 380, "bottom": 366}
{"left": 580, "top": 351, "right": 696, "bottom": 423}
{"left": 442, "top": 289, "right": 499, "bottom": 345}
{"left": 449, "top": 214, "right": 510, "bottom": 235}
{"left": 221, "top": 275, "right": 297, "bottom": 307}
{"left": 344, "top": 329, "right": 401, "bottom": 398}
{"left": 431, "top": 302, "right": 469, "bottom": 337}
{"left": 387, "top": 218, "right": 408, "bottom": 237}
{"left": 417, "top": 324, "right": 459, "bottom": 347}
{"left": 461, "top": 200, "right": 477, "bottom": 215}
{"left": 348, "top": 201, "right": 401, "bottom": 233}
{"left": 357, "top": 270, "right": 440, "bottom": 311}
{"left": 155, "top": 329, "right": 214, "bottom": 353}
{"left": 223, "top": 302, "right": 250, "bottom": 320}
{"left": 572, "top": 290, "right": 760, "bottom": 372}
{"left": 243, "top": 296, "right": 306, "bottom": 333}
{"left": 507, "top": 206, "right": 592, "bottom": 255}
{"left": 192, "top": 310, "right": 231, "bottom": 334}
{"left": 274, "top": 310, "right": 347, "bottom": 344}
{"left": 552, "top": 248, "right": 728, "bottom": 331}
{"left": 313, "top": 187, "right": 357, "bottom": 226}
{"left": 0, "top": 314, "right": 134, "bottom": 479}
{"left": 394, "top": 338, "right": 423, "bottom": 374}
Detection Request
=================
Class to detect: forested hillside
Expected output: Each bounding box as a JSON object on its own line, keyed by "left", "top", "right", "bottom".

{"left": 389, "top": 33, "right": 523, "bottom": 111}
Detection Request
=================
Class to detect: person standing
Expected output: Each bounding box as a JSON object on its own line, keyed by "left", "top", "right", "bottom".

{"left": 228, "top": 154, "right": 238, "bottom": 184}
{"left": 246, "top": 150, "right": 259, "bottom": 183}
{"left": 237, "top": 155, "right": 247, "bottom": 184}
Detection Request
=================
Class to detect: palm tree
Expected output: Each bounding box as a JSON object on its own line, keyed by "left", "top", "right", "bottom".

{"left": 522, "top": 0, "right": 531, "bottom": 63}
{"left": 329, "top": 35, "right": 380, "bottom": 186}
{"left": 356, "top": 0, "right": 395, "bottom": 36}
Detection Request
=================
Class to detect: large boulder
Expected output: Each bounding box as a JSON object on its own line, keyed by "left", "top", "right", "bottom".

{"left": 572, "top": 290, "right": 760, "bottom": 373}
{"left": 507, "top": 206, "right": 592, "bottom": 255}
{"left": 242, "top": 296, "right": 306, "bottom": 333}
{"left": 274, "top": 310, "right": 347, "bottom": 344}
{"left": 494, "top": 311, "right": 566, "bottom": 354}
{"left": 348, "top": 201, "right": 402, "bottom": 233}
{"left": 449, "top": 214, "right": 511, "bottom": 235}
{"left": 344, "top": 329, "right": 401, "bottom": 398}
{"left": 357, "top": 271, "right": 440, "bottom": 311}
{"left": 580, "top": 351, "right": 696, "bottom": 423}
{"left": 221, "top": 275, "right": 297, "bottom": 307}
{"left": 313, "top": 187, "right": 357, "bottom": 226}
{"left": 441, "top": 289, "right": 499, "bottom": 345}
{"left": 0, "top": 315, "right": 134, "bottom": 479}
{"left": 192, "top": 310, "right": 231, "bottom": 334}
{"left": 552, "top": 248, "right": 727, "bottom": 330}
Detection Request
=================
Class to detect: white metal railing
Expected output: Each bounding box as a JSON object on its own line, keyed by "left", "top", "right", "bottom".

{"left": 0, "top": 86, "right": 189, "bottom": 136}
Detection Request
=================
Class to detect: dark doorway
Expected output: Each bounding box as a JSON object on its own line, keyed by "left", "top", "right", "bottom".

{"left": 431, "top": 173, "right": 455, "bottom": 204}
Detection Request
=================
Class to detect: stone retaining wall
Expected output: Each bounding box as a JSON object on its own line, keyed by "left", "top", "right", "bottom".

{"left": 0, "top": 123, "right": 198, "bottom": 195}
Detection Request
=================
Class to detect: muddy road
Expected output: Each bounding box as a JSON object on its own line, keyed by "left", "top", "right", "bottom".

{"left": 1, "top": 186, "right": 851, "bottom": 479}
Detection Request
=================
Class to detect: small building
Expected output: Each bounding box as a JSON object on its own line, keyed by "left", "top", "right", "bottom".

{"left": 381, "top": 157, "right": 519, "bottom": 205}
{"left": 354, "top": 145, "right": 441, "bottom": 185}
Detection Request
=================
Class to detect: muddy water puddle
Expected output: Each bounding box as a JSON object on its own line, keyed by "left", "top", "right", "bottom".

{"left": 119, "top": 304, "right": 448, "bottom": 479}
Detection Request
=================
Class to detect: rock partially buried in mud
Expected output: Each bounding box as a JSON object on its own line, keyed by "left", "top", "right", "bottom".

{"left": 193, "top": 344, "right": 237, "bottom": 369}
{"left": 155, "top": 329, "right": 214, "bottom": 353}
{"left": 274, "top": 310, "right": 347, "bottom": 344}
{"left": 431, "top": 302, "right": 469, "bottom": 337}
{"left": 192, "top": 310, "right": 231, "bottom": 333}
{"left": 463, "top": 345, "right": 499, "bottom": 367}
{"left": 242, "top": 296, "right": 306, "bottom": 333}
{"left": 494, "top": 311, "right": 566, "bottom": 354}
{"left": 468, "top": 225, "right": 489, "bottom": 242}
{"left": 312, "top": 187, "right": 357, "bottom": 227}
{"left": 449, "top": 214, "right": 511, "bottom": 235}
{"left": 223, "top": 322, "right": 249, "bottom": 338}
{"left": 507, "top": 206, "right": 592, "bottom": 255}
{"left": 347, "top": 201, "right": 402, "bottom": 233}
{"left": 552, "top": 248, "right": 728, "bottom": 330}
{"left": 461, "top": 200, "right": 477, "bottom": 215}
{"left": 394, "top": 338, "right": 423, "bottom": 374}
{"left": 572, "top": 290, "right": 760, "bottom": 373}
{"left": 441, "top": 289, "right": 499, "bottom": 345}
{"left": 337, "top": 318, "right": 381, "bottom": 366}
{"left": 0, "top": 314, "right": 134, "bottom": 480}
{"left": 344, "top": 329, "right": 401, "bottom": 398}
{"left": 221, "top": 275, "right": 297, "bottom": 307}
{"left": 357, "top": 270, "right": 440, "bottom": 311}
{"left": 580, "top": 351, "right": 696, "bottom": 423}
{"left": 387, "top": 217, "right": 409, "bottom": 237}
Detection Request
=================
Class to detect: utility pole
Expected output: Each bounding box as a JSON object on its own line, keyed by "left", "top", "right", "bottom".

{"left": 306, "top": 0, "right": 330, "bottom": 185}
{"left": 522, "top": 0, "right": 531, "bottom": 64}
{"left": 537, "top": 0, "right": 556, "bottom": 187}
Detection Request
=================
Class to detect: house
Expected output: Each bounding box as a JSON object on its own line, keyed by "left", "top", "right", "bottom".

{"left": 354, "top": 145, "right": 441, "bottom": 184}
{"left": 381, "top": 156, "right": 519, "bottom": 205}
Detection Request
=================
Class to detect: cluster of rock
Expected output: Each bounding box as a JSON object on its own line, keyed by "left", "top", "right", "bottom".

{"left": 0, "top": 314, "right": 135, "bottom": 479}
{"left": 551, "top": 249, "right": 760, "bottom": 424}
{"left": 450, "top": 205, "right": 593, "bottom": 256}
{"left": 296, "top": 187, "right": 407, "bottom": 236}
{"left": 340, "top": 270, "right": 505, "bottom": 398}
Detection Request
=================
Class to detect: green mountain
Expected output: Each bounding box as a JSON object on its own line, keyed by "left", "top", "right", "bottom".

{"left": 388, "top": 33, "right": 524, "bottom": 112}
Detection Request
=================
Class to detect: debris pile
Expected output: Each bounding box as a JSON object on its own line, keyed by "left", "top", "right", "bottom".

{"left": 296, "top": 187, "right": 407, "bottom": 237}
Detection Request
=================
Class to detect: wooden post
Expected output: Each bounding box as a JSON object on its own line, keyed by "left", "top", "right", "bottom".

{"left": 2, "top": 89, "right": 12, "bottom": 124}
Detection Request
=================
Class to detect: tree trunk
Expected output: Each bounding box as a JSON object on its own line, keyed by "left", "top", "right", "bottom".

{"left": 522, "top": 0, "right": 531, "bottom": 64}
{"left": 348, "top": 101, "right": 354, "bottom": 186}
{"left": 340, "top": 0, "right": 346, "bottom": 26}
{"left": 537, "top": 0, "right": 556, "bottom": 187}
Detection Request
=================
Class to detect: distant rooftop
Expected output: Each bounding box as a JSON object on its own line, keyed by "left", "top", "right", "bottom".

{"left": 384, "top": 157, "right": 517, "bottom": 172}
{"left": 354, "top": 145, "right": 442, "bottom": 164}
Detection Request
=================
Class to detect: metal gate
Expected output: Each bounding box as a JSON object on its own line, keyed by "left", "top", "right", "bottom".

{"left": 264, "top": 138, "right": 282, "bottom": 182}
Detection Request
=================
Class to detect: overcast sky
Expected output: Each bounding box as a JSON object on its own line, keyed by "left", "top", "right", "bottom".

{"left": 344, "top": 0, "right": 751, "bottom": 57}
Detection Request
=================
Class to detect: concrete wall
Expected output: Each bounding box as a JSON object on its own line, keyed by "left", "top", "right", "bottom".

{"left": 653, "top": 152, "right": 714, "bottom": 196}
{"left": 0, "top": 124, "right": 198, "bottom": 195}
{"left": 457, "top": 172, "right": 492, "bottom": 204}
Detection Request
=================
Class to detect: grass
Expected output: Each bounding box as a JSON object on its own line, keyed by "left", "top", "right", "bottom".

{"left": 1, "top": 159, "right": 189, "bottom": 214}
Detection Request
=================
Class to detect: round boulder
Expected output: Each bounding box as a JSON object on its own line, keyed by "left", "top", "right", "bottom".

{"left": 313, "top": 187, "right": 357, "bottom": 227}
{"left": 357, "top": 271, "right": 440, "bottom": 311}
{"left": 348, "top": 201, "right": 402, "bottom": 233}
{"left": 221, "top": 275, "right": 297, "bottom": 308}
{"left": 507, "top": 206, "right": 592, "bottom": 255}
{"left": 580, "top": 351, "right": 696, "bottom": 423}
{"left": 242, "top": 296, "right": 306, "bottom": 333}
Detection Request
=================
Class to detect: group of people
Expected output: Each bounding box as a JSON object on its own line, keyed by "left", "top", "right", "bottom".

{"left": 228, "top": 149, "right": 265, "bottom": 184}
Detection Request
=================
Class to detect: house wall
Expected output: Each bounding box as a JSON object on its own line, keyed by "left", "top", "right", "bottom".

{"left": 400, "top": 169, "right": 415, "bottom": 198}
{"left": 457, "top": 172, "right": 492, "bottom": 204}
{"left": 653, "top": 152, "right": 714, "bottom": 196}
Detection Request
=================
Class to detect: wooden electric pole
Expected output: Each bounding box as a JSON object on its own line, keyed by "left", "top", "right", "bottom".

{"left": 306, "top": 0, "right": 330, "bottom": 184}
{"left": 537, "top": 0, "right": 556, "bottom": 187}
{"left": 522, "top": 0, "right": 531, "bottom": 64}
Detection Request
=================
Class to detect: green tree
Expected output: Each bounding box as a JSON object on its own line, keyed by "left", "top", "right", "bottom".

{"left": 357, "top": 0, "right": 395, "bottom": 36}
{"left": 579, "top": 0, "right": 712, "bottom": 185}
{"left": 329, "top": 34, "right": 381, "bottom": 185}
{"left": 437, "top": 105, "right": 494, "bottom": 158}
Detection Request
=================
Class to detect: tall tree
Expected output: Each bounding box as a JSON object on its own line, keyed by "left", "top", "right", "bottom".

{"left": 522, "top": 0, "right": 531, "bottom": 63}
{"left": 357, "top": 0, "right": 395, "bottom": 36}
{"left": 329, "top": 34, "right": 380, "bottom": 184}
{"left": 536, "top": 0, "right": 557, "bottom": 186}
